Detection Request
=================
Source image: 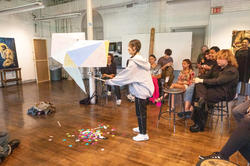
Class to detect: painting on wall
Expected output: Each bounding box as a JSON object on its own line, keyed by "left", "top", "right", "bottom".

{"left": 0, "top": 37, "right": 19, "bottom": 69}
{"left": 232, "top": 30, "right": 250, "bottom": 53}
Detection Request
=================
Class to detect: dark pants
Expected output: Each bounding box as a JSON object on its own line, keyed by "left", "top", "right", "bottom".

{"left": 103, "top": 77, "right": 121, "bottom": 100}
{"left": 107, "top": 85, "right": 121, "bottom": 99}
{"left": 161, "top": 66, "right": 174, "bottom": 88}
{"left": 192, "top": 83, "right": 234, "bottom": 128}
{"left": 193, "top": 83, "right": 228, "bottom": 103}
{"left": 220, "top": 117, "right": 250, "bottom": 162}
{"left": 135, "top": 97, "right": 147, "bottom": 134}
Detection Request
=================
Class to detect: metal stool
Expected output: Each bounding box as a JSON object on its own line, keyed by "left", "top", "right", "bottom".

{"left": 210, "top": 101, "right": 230, "bottom": 122}
{"left": 157, "top": 88, "right": 186, "bottom": 133}
{"left": 209, "top": 100, "right": 230, "bottom": 130}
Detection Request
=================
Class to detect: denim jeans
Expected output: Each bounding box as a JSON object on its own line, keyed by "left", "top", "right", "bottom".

{"left": 184, "top": 84, "right": 195, "bottom": 102}
{"left": 232, "top": 100, "right": 250, "bottom": 123}
{"left": 237, "top": 82, "right": 250, "bottom": 96}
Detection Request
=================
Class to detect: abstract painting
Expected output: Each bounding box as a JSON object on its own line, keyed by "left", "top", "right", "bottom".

{"left": 232, "top": 30, "right": 250, "bottom": 53}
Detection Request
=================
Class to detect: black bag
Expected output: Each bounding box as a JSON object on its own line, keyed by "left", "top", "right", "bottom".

{"left": 79, "top": 92, "right": 97, "bottom": 105}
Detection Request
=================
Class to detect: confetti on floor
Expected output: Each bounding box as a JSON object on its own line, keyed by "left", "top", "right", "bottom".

{"left": 59, "top": 123, "right": 118, "bottom": 148}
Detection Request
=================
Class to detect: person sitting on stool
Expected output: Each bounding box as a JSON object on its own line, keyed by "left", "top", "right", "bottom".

{"left": 101, "top": 53, "right": 122, "bottom": 105}
{"left": 190, "top": 49, "right": 239, "bottom": 132}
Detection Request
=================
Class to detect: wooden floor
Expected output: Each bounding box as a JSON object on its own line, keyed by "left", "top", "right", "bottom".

{"left": 0, "top": 80, "right": 247, "bottom": 166}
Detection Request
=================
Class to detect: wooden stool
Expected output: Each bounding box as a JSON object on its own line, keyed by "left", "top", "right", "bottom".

{"left": 0, "top": 68, "right": 22, "bottom": 87}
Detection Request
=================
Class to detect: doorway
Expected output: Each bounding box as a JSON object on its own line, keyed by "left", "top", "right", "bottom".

{"left": 172, "top": 27, "right": 206, "bottom": 63}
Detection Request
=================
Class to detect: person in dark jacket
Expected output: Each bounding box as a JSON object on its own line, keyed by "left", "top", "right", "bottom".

{"left": 190, "top": 49, "right": 239, "bottom": 132}
{"left": 101, "top": 53, "right": 122, "bottom": 105}
{"left": 198, "top": 100, "right": 250, "bottom": 163}
{"left": 235, "top": 38, "right": 250, "bottom": 97}
{"left": 199, "top": 46, "right": 221, "bottom": 79}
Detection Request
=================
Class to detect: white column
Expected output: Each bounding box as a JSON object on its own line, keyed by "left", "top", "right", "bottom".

{"left": 87, "top": 0, "right": 96, "bottom": 104}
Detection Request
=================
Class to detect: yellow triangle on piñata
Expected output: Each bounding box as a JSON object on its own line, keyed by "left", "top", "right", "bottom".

{"left": 64, "top": 54, "right": 77, "bottom": 67}
{"left": 104, "top": 41, "right": 109, "bottom": 57}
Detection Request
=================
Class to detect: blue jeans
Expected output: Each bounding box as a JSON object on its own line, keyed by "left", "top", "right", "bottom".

{"left": 237, "top": 82, "right": 250, "bottom": 96}
{"left": 184, "top": 84, "right": 195, "bottom": 102}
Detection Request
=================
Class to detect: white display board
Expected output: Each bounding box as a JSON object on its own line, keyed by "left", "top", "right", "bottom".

{"left": 122, "top": 32, "right": 192, "bottom": 70}
{"left": 51, "top": 33, "right": 85, "bottom": 64}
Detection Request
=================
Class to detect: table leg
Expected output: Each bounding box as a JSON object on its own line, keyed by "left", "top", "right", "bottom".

{"left": 3, "top": 71, "right": 6, "bottom": 87}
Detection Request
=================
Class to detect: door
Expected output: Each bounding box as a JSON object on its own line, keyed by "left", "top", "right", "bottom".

{"left": 33, "top": 39, "right": 50, "bottom": 83}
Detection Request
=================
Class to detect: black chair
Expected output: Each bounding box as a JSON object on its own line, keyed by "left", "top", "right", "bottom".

{"left": 209, "top": 100, "right": 231, "bottom": 130}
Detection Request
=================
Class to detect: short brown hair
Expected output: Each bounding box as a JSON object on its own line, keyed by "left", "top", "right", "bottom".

{"left": 129, "top": 39, "right": 141, "bottom": 54}
{"left": 108, "top": 53, "right": 114, "bottom": 63}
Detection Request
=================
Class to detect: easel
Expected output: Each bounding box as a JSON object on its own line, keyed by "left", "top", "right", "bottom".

{"left": 0, "top": 68, "right": 22, "bottom": 87}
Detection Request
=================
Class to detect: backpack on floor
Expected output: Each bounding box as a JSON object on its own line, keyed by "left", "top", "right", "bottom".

{"left": 0, "top": 132, "right": 9, "bottom": 163}
{"left": 27, "top": 101, "right": 56, "bottom": 116}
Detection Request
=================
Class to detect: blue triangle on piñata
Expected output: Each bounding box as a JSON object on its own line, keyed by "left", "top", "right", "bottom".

{"left": 67, "top": 42, "right": 102, "bottom": 66}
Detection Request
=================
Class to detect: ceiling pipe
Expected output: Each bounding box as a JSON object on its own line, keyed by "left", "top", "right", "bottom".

{"left": 0, "top": 2, "right": 44, "bottom": 16}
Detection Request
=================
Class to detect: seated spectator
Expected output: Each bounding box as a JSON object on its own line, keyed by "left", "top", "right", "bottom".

{"left": 199, "top": 100, "right": 250, "bottom": 163}
{"left": 170, "top": 59, "right": 195, "bottom": 117}
{"left": 197, "top": 49, "right": 210, "bottom": 76}
{"left": 0, "top": 132, "right": 20, "bottom": 163}
{"left": 101, "top": 53, "right": 122, "bottom": 105}
{"left": 158, "top": 49, "right": 174, "bottom": 88}
{"left": 148, "top": 54, "right": 162, "bottom": 106}
{"left": 197, "top": 45, "right": 209, "bottom": 65}
{"left": 190, "top": 49, "right": 239, "bottom": 132}
{"left": 199, "top": 46, "right": 220, "bottom": 79}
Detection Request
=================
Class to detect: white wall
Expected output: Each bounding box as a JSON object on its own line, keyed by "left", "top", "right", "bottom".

{"left": 1, "top": 0, "right": 248, "bottom": 83}
{"left": 100, "top": 0, "right": 210, "bottom": 41}
{"left": 122, "top": 32, "right": 192, "bottom": 70}
{"left": 0, "top": 13, "right": 36, "bottom": 82}
{"left": 208, "top": 0, "right": 250, "bottom": 49}
{"left": 209, "top": 10, "right": 250, "bottom": 49}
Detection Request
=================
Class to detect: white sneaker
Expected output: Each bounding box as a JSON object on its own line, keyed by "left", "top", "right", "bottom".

{"left": 132, "top": 127, "right": 140, "bottom": 133}
{"left": 132, "top": 134, "right": 149, "bottom": 141}
{"left": 127, "top": 94, "right": 135, "bottom": 102}
{"left": 116, "top": 99, "right": 121, "bottom": 105}
{"left": 107, "top": 91, "right": 111, "bottom": 96}
{"left": 127, "top": 94, "right": 132, "bottom": 100}
{"left": 130, "top": 96, "right": 135, "bottom": 102}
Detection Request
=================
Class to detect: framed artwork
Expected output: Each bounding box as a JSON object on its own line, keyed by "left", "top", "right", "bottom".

{"left": 232, "top": 30, "right": 250, "bottom": 53}
{"left": 0, "top": 37, "right": 19, "bottom": 69}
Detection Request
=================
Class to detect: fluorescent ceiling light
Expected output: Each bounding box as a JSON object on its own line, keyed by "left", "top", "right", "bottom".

{"left": 0, "top": 2, "right": 44, "bottom": 16}
{"left": 34, "top": 12, "right": 82, "bottom": 21}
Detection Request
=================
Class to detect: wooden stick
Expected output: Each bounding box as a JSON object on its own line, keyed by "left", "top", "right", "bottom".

{"left": 149, "top": 27, "right": 155, "bottom": 55}
{"left": 92, "top": 76, "right": 106, "bottom": 82}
